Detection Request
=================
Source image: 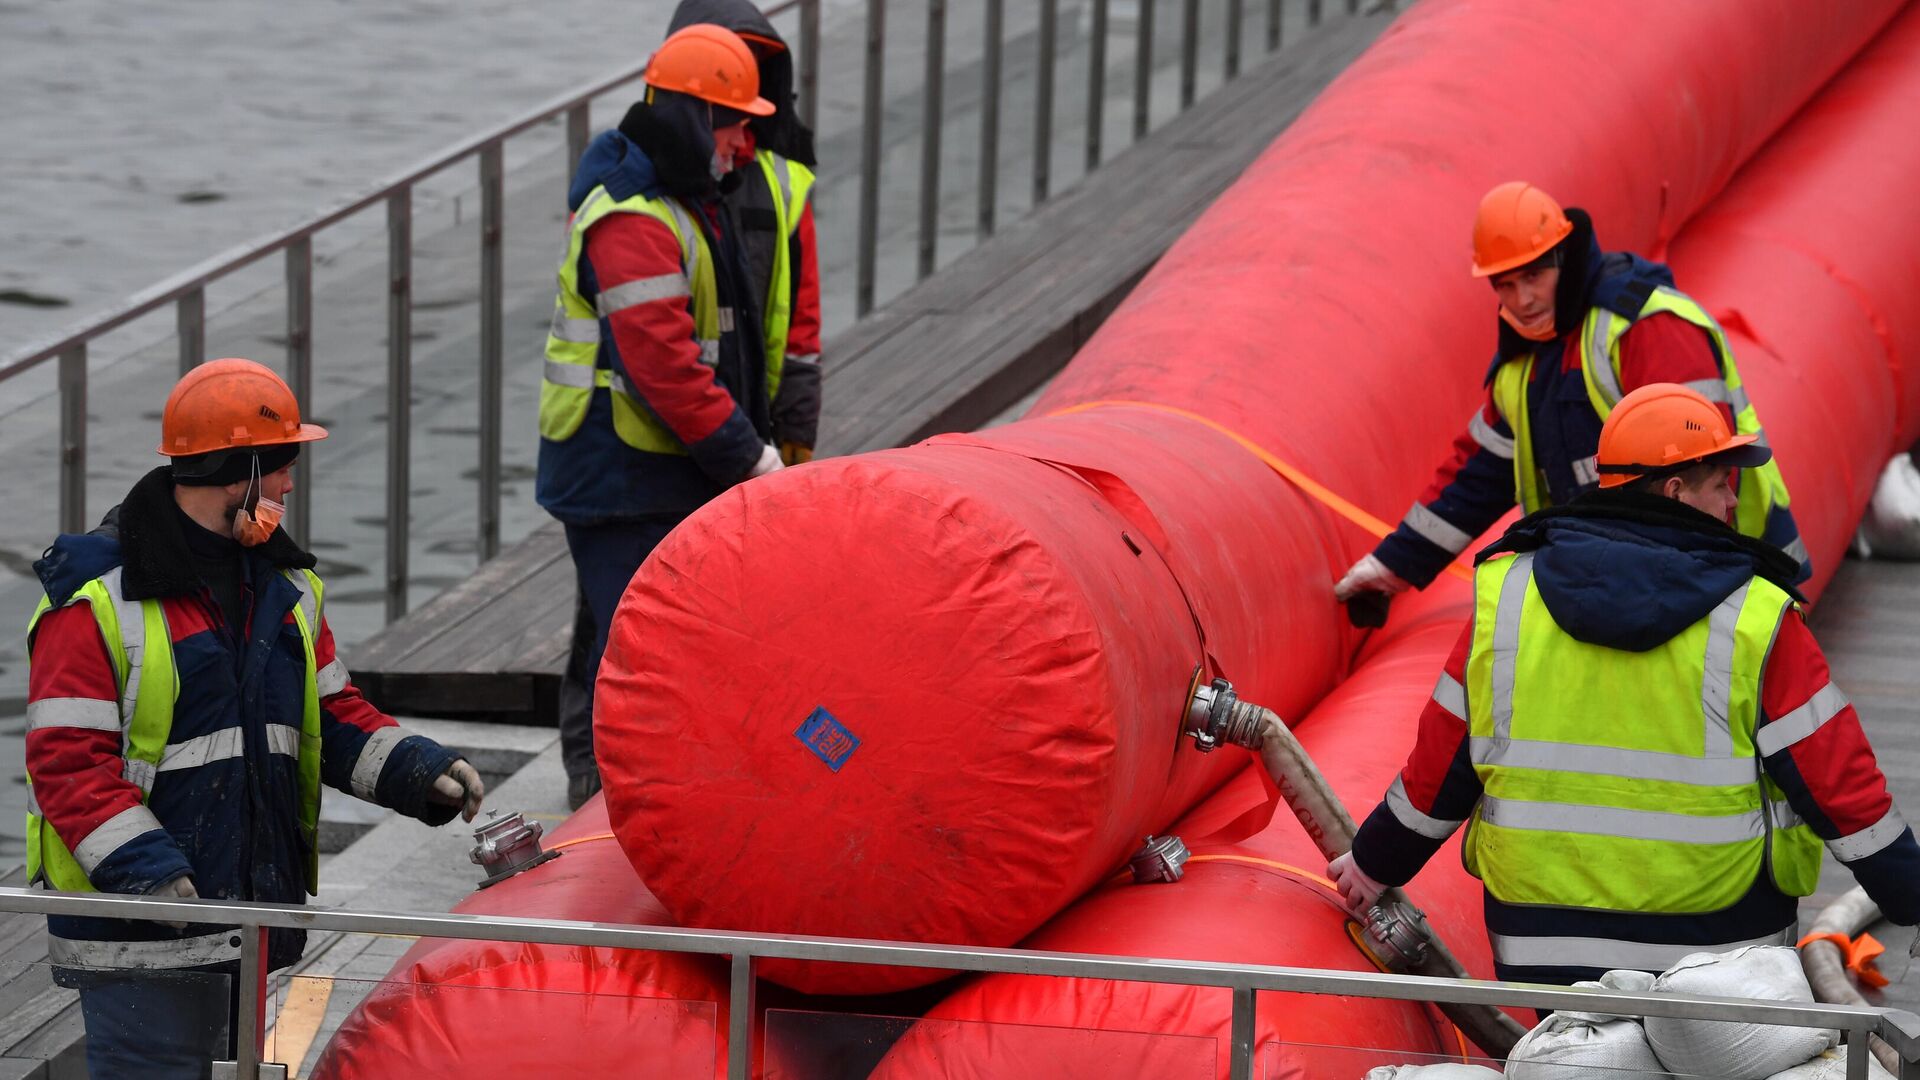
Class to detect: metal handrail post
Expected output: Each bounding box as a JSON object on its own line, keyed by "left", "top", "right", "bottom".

{"left": 566, "top": 104, "right": 591, "bottom": 196}
{"left": 235, "top": 923, "right": 269, "bottom": 1077}
{"left": 798, "top": 0, "right": 821, "bottom": 132}
{"left": 855, "top": 0, "right": 885, "bottom": 316}
{"left": 1179, "top": 0, "right": 1200, "bottom": 110}
{"left": 386, "top": 189, "right": 413, "bottom": 623}
{"left": 478, "top": 142, "right": 505, "bottom": 564}
{"left": 1229, "top": 986, "right": 1257, "bottom": 1080}
{"left": 917, "top": 0, "right": 947, "bottom": 281}
{"left": 177, "top": 288, "right": 205, "bottom": 377}
{"left": 1033, "top": 0, "right": 1058, "bottom": 205}
{"left": 1133, "top": 0, "right": 1155, "bottom": 140}
{"left": 1226, "top": 0, "right": 1243, "bottom": 80}
{"left": 58, "top": 344, "right": 87, "bottom": 535}
{"left": 728, "top": 953, "right": 756, "bottom": 1080}
{"left": 1085, "top": 0, "right": 1109, "bottom": 173}
{"left": 285, "top": 238, "right": 314, "bottom": 552}
{"left": 1269, "top": 0, "right": 1283, "bottom": 52}
{"left": 978, "top": 0, "right": 1004, "bottom": 238}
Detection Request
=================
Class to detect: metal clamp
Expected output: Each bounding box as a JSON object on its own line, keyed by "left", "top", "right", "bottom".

{"left": 469, "top": 809, "right": 561, "bottom": 888}
{"left": 1185, "top": 677, "right": 1267, "bottom": 752}
{"left": 1359, "top": 899, "right": 1432, "bottom": 970}
{"left": 1129, "top": 835, "right": 1192, "bottom": 883}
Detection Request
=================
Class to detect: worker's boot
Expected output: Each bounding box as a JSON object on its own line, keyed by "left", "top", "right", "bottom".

{"left": 567, "top": 769, "right": 602, "bottom": 812}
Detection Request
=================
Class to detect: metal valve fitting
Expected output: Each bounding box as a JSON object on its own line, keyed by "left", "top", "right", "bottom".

{"left": 469, "top": 808, "right": 561, "bottom": 888}
{"left": 1185, "top": 677, "right": 1267, "bottom": 752}
{"left": 1359, "top": 899, "right": 1433, "bottom": 971}
{"left": 1128, "top": 834, "right": 1192, "bottom": 883}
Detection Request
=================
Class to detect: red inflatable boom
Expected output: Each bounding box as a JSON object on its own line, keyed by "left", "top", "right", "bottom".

{"left": 868, "top": 6, "right": 1920, "bottom": 1074}
{"left": 596, "top": 0, "right": 1905, "bottom": 996}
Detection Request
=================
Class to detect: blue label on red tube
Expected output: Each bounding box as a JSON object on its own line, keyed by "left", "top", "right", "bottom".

{"left": 795, "top": 707, "right": 860, "bottom": 772}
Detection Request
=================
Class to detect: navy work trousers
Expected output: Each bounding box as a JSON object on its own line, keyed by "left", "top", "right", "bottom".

{"left": 559, "top": 519, "right": 679, "bottom": 781}
{"left": 78, "top": 969, "right": 235, "bottom": 1079}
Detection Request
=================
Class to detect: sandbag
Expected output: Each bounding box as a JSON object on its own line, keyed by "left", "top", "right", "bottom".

{"left": 1507, "top": 971, "right": 1665, "bottom": 1080}
{"left": 1644, "top": 946, "right": 1838, "bottom": 1080}
{"left": 1856, "top": 454, "right": 1920, "bottom": 560}
{"left": 1364, "top": 1066, "right": 1504, "bottom": 1080}
{"left": 1767, "top": 1047, "right": 1897, "bottom": 1080}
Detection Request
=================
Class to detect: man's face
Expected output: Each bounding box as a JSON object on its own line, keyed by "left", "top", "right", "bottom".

{"left": 1491, "top": 264, "right": 1560, "bottom": 334}
{"left": 712, "top": 120, "right": 751, "bottom": 165}
{"left": 222, "top": 463, "right": 294, "bottom": 520}
{"left": 1668, "top": 467, "right": 1739, "bottom": 525}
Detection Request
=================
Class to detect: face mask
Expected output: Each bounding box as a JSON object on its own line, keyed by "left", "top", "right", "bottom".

{"left": 709, "top": 148, "right": 731, "bottom": 183}
{"left": 230, "top": 456, "right": 285, "bottom": 547}
{"left": 1500, "top": 303, "right": 1558, "bottom": 342}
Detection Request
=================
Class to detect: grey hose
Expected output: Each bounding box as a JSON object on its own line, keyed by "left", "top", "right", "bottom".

{"left": 1801, "top": 885, "right": 1900, "bottom": 1074}
{"left": 1246, "top": 705, "right": 1528, "bottom": 1058}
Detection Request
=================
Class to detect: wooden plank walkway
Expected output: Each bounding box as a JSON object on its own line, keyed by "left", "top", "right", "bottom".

{"left": 344, "top": 10, "right": 1392, "bottom": 722}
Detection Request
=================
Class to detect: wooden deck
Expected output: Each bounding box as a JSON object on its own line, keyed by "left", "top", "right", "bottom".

{"left": 344, "top": 10, "right": 1391, "bottom": 722}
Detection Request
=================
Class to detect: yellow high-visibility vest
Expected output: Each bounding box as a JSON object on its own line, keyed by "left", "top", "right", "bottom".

{"left": 1460, "top": 552, "right": 1823, "bottom": 912}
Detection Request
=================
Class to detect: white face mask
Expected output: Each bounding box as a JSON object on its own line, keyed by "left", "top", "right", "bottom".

{"left": 709, "top": 148, "right": 731, "bottom": 183}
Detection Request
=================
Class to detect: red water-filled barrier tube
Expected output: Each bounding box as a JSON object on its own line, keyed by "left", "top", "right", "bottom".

{"left": 868, "top": 586, "right": 1486, "bottom": 1079}
{"left": 596, "top": 0, "right": 1905, "bottom": 996}
{"left": 310, "top": 799, "right": 732, "bottom": 1080}
{"left": 869, "top": 8, "right": 1920, "bottom": 1073}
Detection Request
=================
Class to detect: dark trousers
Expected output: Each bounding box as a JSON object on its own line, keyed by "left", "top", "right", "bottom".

{"left": 78, "top": 970, "right": 236, "bottom": 1079}
{"left": 558, "top": 519, "right": 679, "bottom": 782}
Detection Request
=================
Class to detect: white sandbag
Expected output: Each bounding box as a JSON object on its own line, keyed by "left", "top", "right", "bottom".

{"left": 1507, "top": 970, "right": 1667, "bottom": 1080}
{"left": 1363, "top": 1065, "right": 1504, "bottom": 1080}
{"left": 1645, "top": 945, "right": 1838, "bottom": 1079}
{"left": 1765, "top": 1047, "right": 1895, "bottom": 1080}
{"left": 1856, "top": 454, "right": 1920, "bottom": 560}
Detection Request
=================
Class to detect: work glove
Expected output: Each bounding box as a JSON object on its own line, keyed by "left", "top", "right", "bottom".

{"left": 152, "top": 875, "right": 199, "bottom": 930}
{"left": 779, "top": 441, "right": 814, "bottom": 467}
{"left": 747, "top": 442, "right": 785, "bottom": 480}
{"left": 431, "top": 759, "right": 486, "bottom": 822}
{"left": 1328, "top": 851, "right": 1387, "bottom": 917}
{"left": 1333, "top": 553, "right": 1411, "bottom": 603}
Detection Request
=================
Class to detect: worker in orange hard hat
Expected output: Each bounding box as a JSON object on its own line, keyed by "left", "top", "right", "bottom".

{"left": 1334, "top": 181, "right": 1809, "bottom": 625}
{"left": 26, "top": 358, "right": 484, "bottom": 1075}
{"left": 1333, "top": 382, "right": 1920, "bottom": 989}
{"left": 552, "top": 2, "right": 829, "bottom": 809}
{"left": 537, "top": 23, "right": 790, "bottom": 809}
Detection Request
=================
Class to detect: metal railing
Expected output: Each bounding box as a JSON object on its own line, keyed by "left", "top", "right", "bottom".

{"left": 0, "top": 0, "right": 1356, "bottom": 630}
{"left": 1, "top": 886, "right": 1915, "bottom": 1080}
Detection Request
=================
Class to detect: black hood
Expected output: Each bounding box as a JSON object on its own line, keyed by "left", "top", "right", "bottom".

{"left": 669, "top": 0, "right": 818, "bottom": 166}
{"left": 618, "top": 91, "right": 723, "bottom": 200}
{"left": 1477, "top": 490, "right": 1804, "bottom": 652}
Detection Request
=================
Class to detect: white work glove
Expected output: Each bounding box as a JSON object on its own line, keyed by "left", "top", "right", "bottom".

{"left": 1333, "top": 553, "right": 1411, "bottom": 602}
{"left": 747, "top": 442, "right": 784, "bottom": 480}
{"left": 430, "top": 759, "right": 486, "bottom": 822}
{"left": 1327, "top": 851, "right": 1387, "bottom": 916}
{"left": 153, "top": 875, "right": 199, "bottom": 930}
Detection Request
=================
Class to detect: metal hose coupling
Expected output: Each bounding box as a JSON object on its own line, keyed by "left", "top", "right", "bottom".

{"left": 1128, "top": 834, "right": 1192, "bottom": 883}
{"left": 469, "top": 809, "right": 561, "bottom": 888}
{"left": 1358, "top": 899, "right": 1433, "bottom": 971}
{"left": 1185, "top": 677, "right": 1268, "bottom": 752}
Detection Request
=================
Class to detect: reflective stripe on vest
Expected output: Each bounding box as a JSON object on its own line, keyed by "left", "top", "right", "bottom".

{"left": 538, "top": 186, "right": 732, "bottom": 455}
{"left": 1460, "top": 553, "right": 1821, "bottom": 912}
{"left": 25, "top": 568, "right": 327, "bottom": 903}
{"left": 1487, "top": 286, "right": 1797, "bottom": 562}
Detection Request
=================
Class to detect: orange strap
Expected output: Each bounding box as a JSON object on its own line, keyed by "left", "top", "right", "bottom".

{"left": 546, "top": 832, "right": 617, "bottom": 853}
{"left": 1798, "top": 931, "right": 1891, "bottom": 988}
{"left": 1047, "top": 400, "right": 1474, "bottom": 583}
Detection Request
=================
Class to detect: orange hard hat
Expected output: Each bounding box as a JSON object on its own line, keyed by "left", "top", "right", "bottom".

{"left": 1596, "top": 382, "right": 1770, "bottom": 489}
{"left": 1471, "top": 181, "right": 1574, "bottom": 278}
{"left": 645, "top": 24, "right": 776, "bottom": 118}
{"left": 157, "top": 357, "right": 328, "bottom": 458}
